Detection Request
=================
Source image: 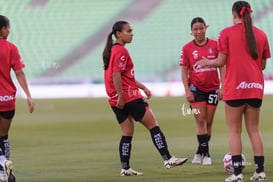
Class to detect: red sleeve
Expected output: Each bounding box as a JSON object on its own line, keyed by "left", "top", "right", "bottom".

{"left": 112, "top": 49, "right": 129, "bottom": 73}
{"left": 11, "top": 45, "right": 25, "bottom": 71}
{"left": 179, "top": 46, "right": 189, "bottom": 66}
{"left": 262, "top": 35, "right": 271, "bottom": 60}
{"left": 218, "top": 29, "right": 229, "bottom": 54}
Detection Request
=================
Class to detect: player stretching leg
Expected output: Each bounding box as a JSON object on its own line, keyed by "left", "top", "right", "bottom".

{"left": 103, "top": 21, "right": 187, "bottom": 176}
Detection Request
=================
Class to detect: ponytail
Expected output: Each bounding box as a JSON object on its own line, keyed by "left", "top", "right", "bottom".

{"left": 232, "top": 1, "right": 258, "bottom": 60}
{"left": 102, "top": 32, "right": 113, "bottom": 70}
{"left": 102, "top": 21, "right": 129, "bottom": 70}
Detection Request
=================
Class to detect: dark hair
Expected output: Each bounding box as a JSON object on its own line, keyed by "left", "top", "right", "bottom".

{"left": 232, "top": 1, "right": 258, "bottom": 60}
{"left": 0, "top": 15, "right": 9, "bottom": 30}
{"left": 191, "top": 17, "right": 206, "bottom": 29}
{"left": 102, "top": 21, "right": 129, "bottom": 70}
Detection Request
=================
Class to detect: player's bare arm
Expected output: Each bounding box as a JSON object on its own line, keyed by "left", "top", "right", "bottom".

{"left": 198, "top": 53, "right": 227, "bottom": 68}
{"left": 218, "top": 66, "right": 226, "bottom": 100}
{"left": 181, "top": 65, "right": 194, "bottom": 102}
{"left": 15, "top": 69, "right": 34, "bottom": 113}
{"left": 135, "top": 80, "right": 152, "bottom": 99}
{"left": 113, "top": 72, "right": 124, "bottom": 109}
{"left": 261, "top": 59, "right": 266, "bottom": 70}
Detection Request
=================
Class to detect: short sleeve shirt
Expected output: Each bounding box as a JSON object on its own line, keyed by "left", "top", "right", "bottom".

{"left": 218, "top": 24, "right": 271, "bottom": 100}
{"left": 180, "top": 39, "right": 220, "bottom": 92}
{"left": 0, "top": 39, "right": 25, "bottom": 111}
{"left": 104, "top": 45, "right": 142, "bottom": 106}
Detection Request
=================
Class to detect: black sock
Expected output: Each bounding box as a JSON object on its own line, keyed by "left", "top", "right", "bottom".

{"left": 119, "top": 136, "right": 132, "bottom": 170}
{"left": 196, "top": 135, "right": 210, "bottom": 155}
{"left": 0, "top": 135, "right": 9, "bottom": 159}
{"left": 197, "top": 134, "right": 209, "bottom": 157}
{"left": 232, "top": 155, "right": 242, "bottom": 175}
{"left": 196, "top": 146, "right": 202, "bottom": 155}
{"left": 196, "top": 135, "right": 202, "bottom": 155}
{"left": 150, "top": 126, "right": 171, "bottom": 160}
{"left": 254, "top": 156, "right": 264, "bottom": 173}
{"left": 208, "top": 135, "right": 211, "bottom": 142}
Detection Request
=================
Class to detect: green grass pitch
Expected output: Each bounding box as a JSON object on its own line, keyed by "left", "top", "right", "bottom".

{"left": 10, "top": 96, "right": 273, "bottom": 182}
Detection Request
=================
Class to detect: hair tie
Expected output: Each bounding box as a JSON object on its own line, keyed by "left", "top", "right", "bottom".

{"left": 240, "top": 7, "right": 252, "bottom": 16}
{"left": 240, "top": 7, "right": 253, "bottom": 31}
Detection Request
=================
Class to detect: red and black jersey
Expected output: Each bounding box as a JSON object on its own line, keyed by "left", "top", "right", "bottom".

{"left": 0, "top": 39, "right": 25, "bottom": 111}
{"left": 104, "top": 44, "right": 142, "bottom": 106}
{"left": 180, "top": 39, "right": 220, "bottom": 92}
{"left": 218, "top": 24, "right": 271, "bottom": 100}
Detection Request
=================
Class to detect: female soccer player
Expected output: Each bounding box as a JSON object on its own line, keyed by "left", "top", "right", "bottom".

{"left": 180, "top": 17, "right": 225, "bottom": 166}
{"left": 103, "top": 21, "right": 187, "bottom": 176}
{"left": 198, "top": 1, "right": 271, "bottom": 181}
{"left": 0, "top": 15, "right": 34, "bottom": 182}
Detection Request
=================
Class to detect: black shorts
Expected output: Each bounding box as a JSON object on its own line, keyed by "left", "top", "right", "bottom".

{"left": 189, "top": 84, "right": 219, "bottom": 108}
{"left": 0, "top": 110, "right": 15, "bottom": 120}
{"left": 111, "top": 98, "right": 150, "bottom": 124}
{"left": 225, "top": 99, "right": 262, "bottom": 108}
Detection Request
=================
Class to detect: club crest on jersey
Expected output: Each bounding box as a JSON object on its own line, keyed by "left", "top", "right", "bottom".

{"left": 192, "top": 50, "right": 198, "bottom": 60}
{"left": 209, "top": 48, "right": 214, "bottom": 54}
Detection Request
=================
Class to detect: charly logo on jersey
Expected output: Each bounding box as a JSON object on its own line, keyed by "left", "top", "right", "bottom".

{"left": 119, "top": 55, "right": 126, "bottom": 69}
{"left": 236, "top": 81, "right": 263, "bottom": 90}
{"left": 209, "top": 48, "right": 214, "bottom": 54}
{"left": 130, "top": 68, "right": 134, "bottom": 76}
{"left": 192, "top": 50, "right": 198, "bottom": 60}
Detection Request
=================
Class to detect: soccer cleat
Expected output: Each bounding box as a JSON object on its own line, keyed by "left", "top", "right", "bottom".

{"left": 120, "top": 168, "right": 143, "bottom": 176}
{"left": 8, "top": 170, "right": 16, "bottom": 182}
{"left": 3, "top": 160, "right": 13, "bottom": 180}
{"left": 250, "top": 172, "right": 266, "bottom": 181}
{"left": 192, "top": 154, "right": 202, "bottom": 164}
{"left": 202, "top": 156, "right": 212, "bottom": 165}
{"left": 164, "top": 156, "right": 188, "bottom": 169}
{"left": 0, "top": 172, "right": 7, "bottom": 182}
{"left": 0, "top": 160, "right": 14, "bottom": 182}
{"left": 225, "top": 173, "right": 244, "bottom": 182}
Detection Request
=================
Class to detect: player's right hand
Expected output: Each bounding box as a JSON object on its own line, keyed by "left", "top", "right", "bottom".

{"left": 116, "top": 95, "right": 125, "bottom": 109}
{"left": 27, "top": 97, "right": 35, "bottom": 113}
{"left": 185, "top": 91, "right": 195, "bottom": 103}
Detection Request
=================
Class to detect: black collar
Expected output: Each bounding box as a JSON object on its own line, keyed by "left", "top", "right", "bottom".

{"left": 193, "top": 38, "right": 208, "bottom": 47}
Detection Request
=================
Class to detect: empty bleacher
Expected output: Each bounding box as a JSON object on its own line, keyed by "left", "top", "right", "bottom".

{"left": 1, "top": 0, "right": 272, "bottom": 82}
{"left": 0, "top": 0, "right": 133, "bottom": 79}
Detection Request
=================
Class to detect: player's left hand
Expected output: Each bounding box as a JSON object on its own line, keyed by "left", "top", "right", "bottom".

{"left": 143, "top": 87, "right": 152, "bottom": 100}
{"left": 27, "top": 96, "right": 35, "bottom": 113}
{"left": 197, "top": 56, "right": 208, "bottom": 68}
{"left": 218, "top": 88, "right": 224, "bottom": 100}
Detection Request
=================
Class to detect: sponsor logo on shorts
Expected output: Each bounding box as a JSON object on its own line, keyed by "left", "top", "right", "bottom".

{"left": 0, "top": 95, "right": 14, "bottom": 102}
{"left": 236, "top": 81, "right": 263, "bottom": 90}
